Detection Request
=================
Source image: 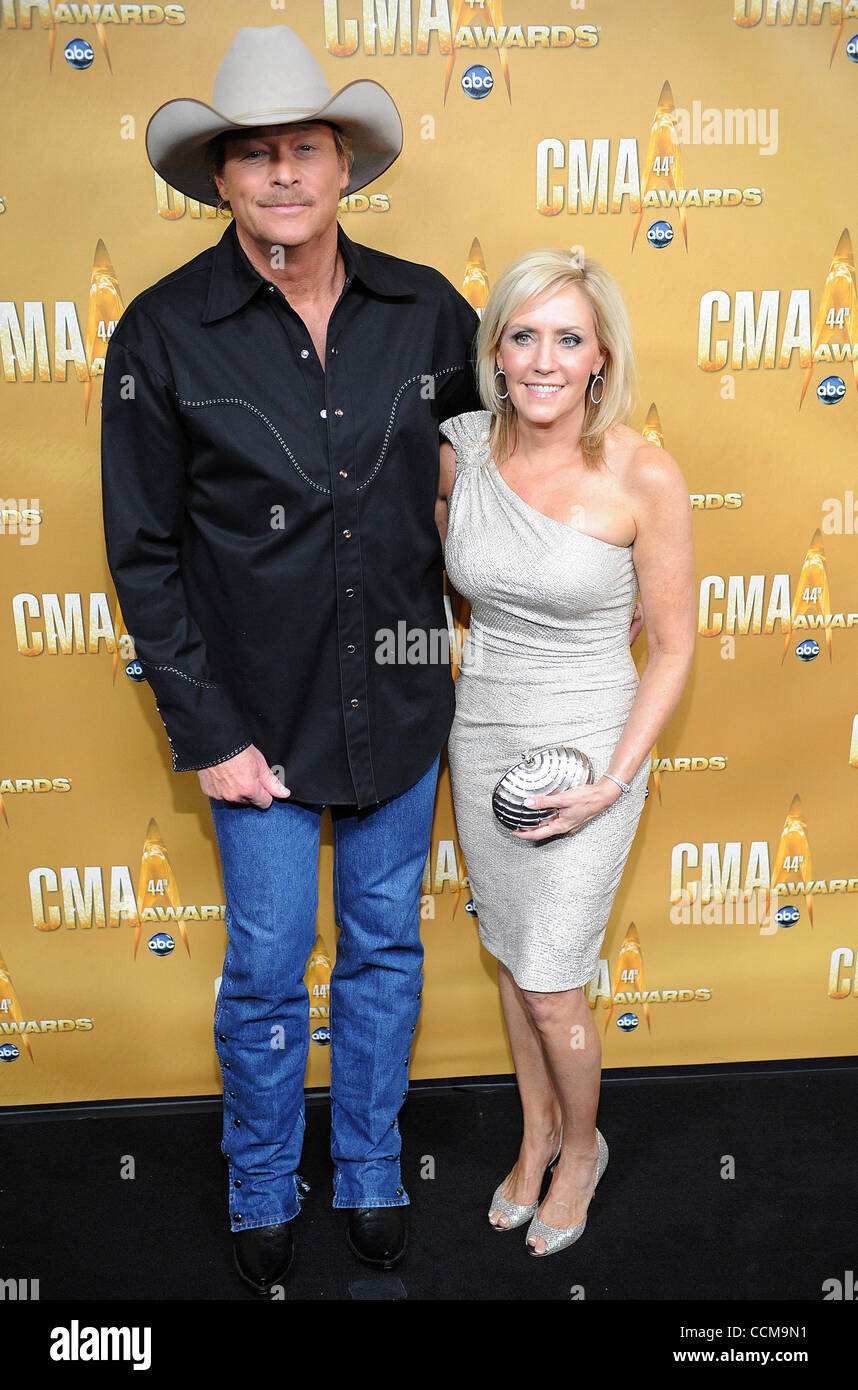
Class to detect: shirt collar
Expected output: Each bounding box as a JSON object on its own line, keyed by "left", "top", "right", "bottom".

{"left": 202, "top": 219, "right": 414, "bottom": 324}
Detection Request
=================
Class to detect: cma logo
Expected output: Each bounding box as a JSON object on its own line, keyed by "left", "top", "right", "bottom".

{"left": 535, "top": 139, "right": 762, "bottom": 216}
{"left": 1, "top": 3, "right": 187, "bottom": 24}
{"left": 698, "top": 290, "right": 858, "bottom": 370}
{"left": 421, "top": 839, "right": 469, "bottom": 895}
{"left": 12, "top": 593, "right": 131, "bottom": 656}
{"left": 323, "top": 2, "right": 598, "bottom": 57}
{"left": 828, "top": 948, "right": 858, "bottom": 997}
{"left": 28, "top": 866, "right": 226, "bottom": 930}
{"left": 698, "top": 574, "right": 858, "bottom": 635}
{"left": 671, "top": 841, "right": 772, "bottom": 903}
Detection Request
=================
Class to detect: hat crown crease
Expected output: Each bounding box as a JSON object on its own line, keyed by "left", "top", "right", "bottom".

{"left": 212, "top": 27, "right": 331, "bottom": 117}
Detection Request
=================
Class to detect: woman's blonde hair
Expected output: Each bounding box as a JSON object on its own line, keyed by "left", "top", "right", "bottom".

{"left": 475, "top": 247, "right": 636, "bottom": 469}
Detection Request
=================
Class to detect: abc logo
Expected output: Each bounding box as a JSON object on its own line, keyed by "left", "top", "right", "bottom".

{"left": 846, "top": 33, "right": 858, "bottom": 62}
{"left": 465, "top": 898, "right": 478, "bottom": 916}
{"left": 0, "top": 1043, "right": 20, "bottom": 1061}
{"left": 64, "top": 38, "right": 94, "bottom": 69}
{"left": 776, "top": 905, "right": 800, "bottom": 927}
{"left": 462, "top": 64, "right": 494, "bottom": 99}
{"left": 125, "top": 660, "right": 145, "bottom": 683}
{"left": 617, "top": 1012, "right": 639, "bottom": 1032}
{"left": 817, "top": 375, "right": 845, "bottom": 404}
{"left": 311, "top": 1025, "right": 331, "bottom": 1045}
{"left": 796, "top": 638, "right": 819, "bottom": 662}
{"left": 646, "top": 220, "right": 673, "bottom": 249}
{"left": 148, "top": 932, "right": 175, "bottom": 957}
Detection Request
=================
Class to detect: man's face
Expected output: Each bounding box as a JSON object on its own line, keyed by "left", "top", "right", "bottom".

{"left": 214, "top": 122, "right": 349, "bottom": 254}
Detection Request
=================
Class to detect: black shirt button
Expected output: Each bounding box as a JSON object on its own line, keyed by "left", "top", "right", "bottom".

{"left": 228, "top": 1090, "right": 235, "bottom": 1098}
{"left": 350, "top": 699, "right": 359, "bottom": 708}
{"left": 345, "top": 587, "right": 354, "bottom": 597}
{"left": 234, "top": 1213, "right": 243, "bottom": 1222}
{"left": 334, "top": 408, "right": 344, "bottom": 417}
{"left": 346, "top": 644, "right": 355, "bottom": 653}
{"left": 234, "top": 1179, "right": 242, "bottom": 1189}
{"left": 223, "top": 1061, "right": 231, "bottom": 1070}
{"left": 300, "top": 349, "right": 310, "bottom": 359}
{"left": 396, "top": 1187, "right": 404, "bottom": 1196}
{"left": 233, "top": 1117, "right": 241, "bottom": 1127}
{"left": 342, "top": 529, "right": 351, "bottom": 538}
{"left": 331, "top": 345, "right": 338, "bottom": 355}
{"left": 218, "top": 1033, "right": 227, "bottom": 1042}
{"left": 339, "top": 469, "right": 348, "bottom": 478}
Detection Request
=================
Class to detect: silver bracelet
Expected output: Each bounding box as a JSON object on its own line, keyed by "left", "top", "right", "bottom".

{"left": 601, "top": 771, "right": 631, "bottom": 795}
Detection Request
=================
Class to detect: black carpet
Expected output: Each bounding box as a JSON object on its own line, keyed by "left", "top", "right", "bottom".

{"left": 1, "top": 1059, "right": 855, "bottom": 1311}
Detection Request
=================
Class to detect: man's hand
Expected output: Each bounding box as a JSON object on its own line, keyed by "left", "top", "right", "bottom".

{"left": 629, "top": 600, "right": 645, "bottom": 646}
{"left": 197, "top": 744, "right": 291, "bottom": 809}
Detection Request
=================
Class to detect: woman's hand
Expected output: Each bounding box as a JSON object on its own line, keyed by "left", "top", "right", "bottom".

{"left": 510, "top": 777, "right": 622, "bottom": 840}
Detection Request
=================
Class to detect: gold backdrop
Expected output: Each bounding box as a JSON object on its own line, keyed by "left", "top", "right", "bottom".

{"left": 2, "top": 0, "right": 858, "bottom": 1105}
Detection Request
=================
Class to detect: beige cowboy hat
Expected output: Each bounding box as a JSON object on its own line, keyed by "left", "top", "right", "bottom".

{"left": 146, "top": 25, "right": 403, "bottom": 205}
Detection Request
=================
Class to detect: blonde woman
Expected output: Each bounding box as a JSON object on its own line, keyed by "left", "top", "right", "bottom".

{"left": 435, "top": 248, "right": 695, "bottom": 1255}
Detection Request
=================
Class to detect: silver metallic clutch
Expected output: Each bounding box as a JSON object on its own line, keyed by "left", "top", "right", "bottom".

{"left": 492, "top": 745, "right": 595, "bottom": 830}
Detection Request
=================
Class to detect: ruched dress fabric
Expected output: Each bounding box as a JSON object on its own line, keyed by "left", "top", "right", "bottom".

{"left": 440, "top": 410, "right": 650, "bottom": 991}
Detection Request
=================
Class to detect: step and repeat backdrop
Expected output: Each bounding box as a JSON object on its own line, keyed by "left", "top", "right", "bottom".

{"left": 2, "top": 0, "right": 857, "bottom": 1106}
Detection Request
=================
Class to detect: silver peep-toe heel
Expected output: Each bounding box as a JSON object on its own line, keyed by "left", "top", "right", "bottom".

{"left": 526, "top": 1128, "right": 609, "bottom": 1255}
{"left": 488, "top": 1129, "right": 563, "bottom": 1231}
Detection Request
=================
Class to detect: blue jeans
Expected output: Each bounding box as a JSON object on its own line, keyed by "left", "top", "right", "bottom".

{"left": 208, "top": 754, "right": 439, "bottom": 1233}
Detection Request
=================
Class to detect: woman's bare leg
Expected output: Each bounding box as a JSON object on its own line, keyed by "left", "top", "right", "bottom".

{"left": 516, "top": 983, "right": 603, "bottom": 1253}
{"left": 489, "top": 960, "right": 562, "bottom": 1226}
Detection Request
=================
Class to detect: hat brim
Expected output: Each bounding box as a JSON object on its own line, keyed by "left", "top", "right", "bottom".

{"left": 146, "top": 79, "right": 402, "bottom": 205}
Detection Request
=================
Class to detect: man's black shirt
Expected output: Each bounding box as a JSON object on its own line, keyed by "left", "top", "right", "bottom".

{"left": 100, "top": 218, "right": 480, "bottom": 806}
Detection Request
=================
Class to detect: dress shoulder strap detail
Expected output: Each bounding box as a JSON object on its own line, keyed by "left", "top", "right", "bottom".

{"left": 438, "top": 410, "right": 492, "bottom": 467}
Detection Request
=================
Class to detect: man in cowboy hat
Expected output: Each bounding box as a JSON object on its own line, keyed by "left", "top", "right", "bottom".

{"left": 100, "top": 25, "right": 480, "bottom": 1293}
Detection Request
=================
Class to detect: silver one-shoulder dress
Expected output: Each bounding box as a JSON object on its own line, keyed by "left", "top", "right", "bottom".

{"left": 440, "top": 410, "right": 650, "bottom": 992}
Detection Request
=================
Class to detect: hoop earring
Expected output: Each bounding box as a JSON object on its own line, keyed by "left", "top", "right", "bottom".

{"left": 494, "top": 367, "right": 509, "bottom": 401}
{"left": 589, "top": 372, "right": 605, "bottom": 405}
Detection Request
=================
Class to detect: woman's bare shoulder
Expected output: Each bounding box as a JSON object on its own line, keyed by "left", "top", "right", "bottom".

{"left": 604, "top": 424, "right": 683, "bottom": 489}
